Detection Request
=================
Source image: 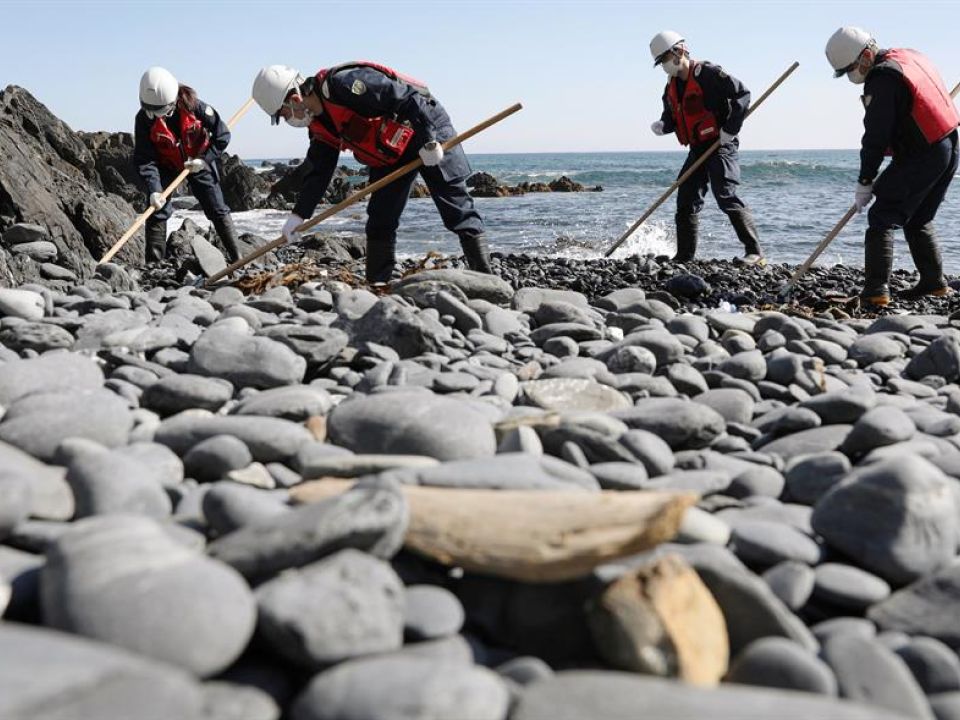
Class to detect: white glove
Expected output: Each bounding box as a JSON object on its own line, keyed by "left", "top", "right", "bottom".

{"left": 419, "top": 141, "right": 444, "bottom": 167}
{"left": 184, "top": 158, "right": 206, "bottom": 174}
{"left": 854, "top": 182, "right": 874, "bottom": 213}
{"left": 149, "top": 192, "right": 165, "bottom": 211}
{"left": 282, "top": 214, "right": 303, "bottom": 243}
{"left": 720, "top": 129, "right": 736, "bottom": 145}
{"left": 651, "top": 120, "right": 666, "bottom": 136}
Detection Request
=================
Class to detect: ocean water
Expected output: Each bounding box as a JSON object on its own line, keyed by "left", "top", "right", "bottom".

{"left": 176, "top": 150, "right": 960, "bottom": 272}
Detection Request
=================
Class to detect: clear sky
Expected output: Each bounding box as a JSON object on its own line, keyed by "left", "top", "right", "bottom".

{"left": 2, "top": 0, "right": 958, "bottom": 158}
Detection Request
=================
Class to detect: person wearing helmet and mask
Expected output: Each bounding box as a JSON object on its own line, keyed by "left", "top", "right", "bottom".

{"left": 648, "top": 31, "right": 765, "bottom": 266}
{"left": 133, "top": 66, "right": 241, "bottom": 265}
{"left": 825, "top": 27, "right": 959, "bottom": 306}
{"left": 251, "top": 62, "right": 491, "bottom": 284}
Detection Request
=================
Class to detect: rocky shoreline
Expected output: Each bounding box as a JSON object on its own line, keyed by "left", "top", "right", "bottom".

{"left": 4, "top": 83, "right": 960, "bottom": 720}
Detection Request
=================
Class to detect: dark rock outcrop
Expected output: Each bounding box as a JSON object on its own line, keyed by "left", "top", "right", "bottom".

{"left": 0, "top": 85, "right": 139, "bottom": 285}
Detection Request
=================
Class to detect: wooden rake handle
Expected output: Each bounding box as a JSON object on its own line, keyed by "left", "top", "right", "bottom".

{"left": 205, "top": 102, "right": 524, "bottom": 286}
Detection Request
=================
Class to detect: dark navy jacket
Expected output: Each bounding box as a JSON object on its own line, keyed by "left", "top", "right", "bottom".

{"left": 294, "top": 64, "right": 441, "bottom": 220}
{"left": 133, "top": 99, "right": 230, "bottom": 194}
{"left": 858, "top": 50, "right": 932, "bottom": 184}
{"left": 659, "top": 61, "right": 751, "bottom": 137}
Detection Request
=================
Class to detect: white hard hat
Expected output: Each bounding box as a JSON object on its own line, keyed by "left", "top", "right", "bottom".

{"left": 650, "top": 30, "right": 685, "bottom": 65}
{"left": 825, "top": 27, "right": 875, "bottom": 77}
{"left": 139, "top": 67, "right": 178, "bottom": 117}
{"left": 252, "top": 65, "right": 305, "bottom": 124}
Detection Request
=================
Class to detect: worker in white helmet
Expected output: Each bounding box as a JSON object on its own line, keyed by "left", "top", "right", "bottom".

{"left": 251, "top": 61, "right": 491, "bottom": 284}
{"left": 648, "top": 31, "right": 765, "bottom": 266}
{"left": 133, "top": 67, "right": 241, "bottom": 264}
{"left": 826, "top": 27, "right": 959, "bottom": 305}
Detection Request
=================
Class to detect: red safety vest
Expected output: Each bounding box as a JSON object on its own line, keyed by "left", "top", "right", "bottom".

{"left": 150, "top": 105, "right": 211, "bottom": 171}
{"left": 308, "top": 61, "right": 430, "bottom": 167}
{"left": 882, "top": 48, "right": 960, "bottom": 144}
{"left": 666, "top": 63, "right": 720, "bottom": 147}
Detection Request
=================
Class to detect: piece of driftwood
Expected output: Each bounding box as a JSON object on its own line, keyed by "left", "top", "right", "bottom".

{"left": 291, "top": 480, "right": 696, "bottom": 582}
{"left": 588, "top": 554, "right": 728, "bottom": 686}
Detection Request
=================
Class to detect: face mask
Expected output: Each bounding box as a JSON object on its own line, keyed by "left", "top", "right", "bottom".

{"left": 285, "top": 111, "right": 313, "bottom": 128}
{"left": 847, "top": 66, "right": 868, "bottom": 85}
{"left": 662, "top": 55, "right": 683, "bottom": 77}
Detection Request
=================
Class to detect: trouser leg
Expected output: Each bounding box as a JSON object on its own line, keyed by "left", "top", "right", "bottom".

{"left": 674, "top": 147, "right": 709, "bottom": 261}
{"left": 727, "top": 207, "right": 763, "bottom": 258}
{"left": 144, "top": 217, "right": 167, "bottom": 265}
{"left": 212, "top": 214, "right": 241, "bottom": 263}
{"left": 365, "top": 166, "right": 418, "bottom": 283}
{"left": 861, "top": 227, "right": 895, "bottom": 304}
{"left": 673, "top": 211, "right": 699, "bottom": 262}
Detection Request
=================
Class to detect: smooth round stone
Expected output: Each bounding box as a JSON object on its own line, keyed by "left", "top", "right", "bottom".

{"left": 676, "top": 506, "right": 731, "bottom": 545}
{"left": 183, "top": 435, "right": 253, "bottom": 483}
{"left": 811, "top": 455, "right": 957, "bottom": 585}
{"left": 0, "top": 389, "right": 133, "bottom": 461}
{"left": 752, "top": 407, "right": 823, "bottom": 437}
{"left": 327, "top": 392, "right": 496, "bottom": 461}
{"left": 522, "top": 378, "right": 630, "bottom": 413}
{"left": 727, "top": 637, "right": 838, "bottom": 695}
{"left": 784, "top": 452, "right": 851, "bottom": 506}
{"left": 613, "top": 398, "right": 725, "bottom": 451}
{"left": 256, "top": 549, "right": 405, "bottom": 667}
{"left": 841, "top": 406, "right": 916, "bottom": 458}
{"left": 0, "top": 288, "right": 44, "bottom": 320}
{"left": 812, "top": 617, "right": 877, "bottom": 644}
{"left": 433, "top": 371, "right": 483, "bottom": 393}
{"left": 727, "top": 465, "right": 786, "bottom": 499}
{"left": 154, "top": 413, "right": 313, "bottom": 464}
{"left": 644, "top": 469, "right": 731, "bottom": 495}
{"left": 0, "top": 321, "right": 74, "bottom": 352}
{"left": 848, "top": 334, "right": 907, "bottom": 366}
{"left": 59, "top": 438, "right": 172, "bottom": 519}
{"left": 188, "top": 326, "right": 306, "bottom": 389}
{"left": 821, "top": 634, "right": 934, "bottom": 720}
{"left": 403, "top": 585, "right": 465, "bottom": 641}
{"left": 0, "top": 623, "right": 204, "bottom": 719}
{"left": 757, "top": 426, "right": 853, "bottom": 462}
{"left": 618, "top": 429, "right": 675, "bottom": 477}
{"left": 869, "top": 563, "right": 960, "bottom": 650}
{"left": 762, "top": 560, "right": 816, "bottom": 611}
{"left": 41, "top": 516, "right": 256, "bottom": 677}
{"left": 731, "top": 520, "right": 821, "bottom": 568}
{"left": 930, "top": 692, "right": 960, "bottom": 720}
{"left": 896, "top": 637, "right": 960, "bottom": 695}
{"left": 665, "top": 363, "right": 708, "bottom": 396}
{"left": 201, "top": 482, "right": 290, "bottom": 536}
{"left": 589, "top": 461, "right": 648, "bottom": 490}
{"left": 813, "top": 563, "right": 892, "bottom": 610}
{"left": 510, "top": 670, "right": 904, "bottom": 720}
{"left": 604, "top": 345, "right": 657, "bottom": 374}
{"left": 542, "top": 336, "right": 580, "bottom": 358}
{"left": 497, "top": 426, "right": 544, "bottom": 455}
{"left": 199, "top": 680, "right": 281, "bottom": 720}
{"left": 719, "top": 350, "right": 767, "bottom": 382}
{"left": 695, "top": 388, "right": 754, "bottom": 425}
{"left": 141, "top": 374, "right": 235, "bottom": 416}
{"left": 800, "top": 389, "right": 877, "bottom": 424}
{"left": 230, "top": 385, "right": 333, "bottom": 421}
{"left": 496, "top": 656, "right": 555, "bottom": 686}
{"left": 207, "top": 477, "right": 407, "bottom": 582}
{"left": 292, "top": 656, "right": 508, "bottom": 720}
{"left": 114, "top": 442, "right": 184, "bottom": 487}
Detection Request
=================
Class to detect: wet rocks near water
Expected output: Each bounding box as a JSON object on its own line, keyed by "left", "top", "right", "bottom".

{"left": 466, "top": 171, "right": 603, "bottom": 197}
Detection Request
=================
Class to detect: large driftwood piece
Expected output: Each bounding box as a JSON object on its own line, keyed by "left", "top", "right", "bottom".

{"left": 291, "top": 480, "right": 696, "bottom": 582}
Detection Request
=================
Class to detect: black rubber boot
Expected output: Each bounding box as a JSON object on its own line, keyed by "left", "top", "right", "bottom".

{"left": 459, "top": 232, "right": 493, "bottom": 274}
{"left": 861, "top": 227, "right": 895, "bottom": 306}
{"left": 900, "top": 222, "right": 950, "bottom": 300}
{"left": 144, "top": 219, "right": 167, "bottom": 265}
{"left": 365, "top": 235, "right": 397, "bottom": 284}
{"left": 673, "top": 212, "right": 698, "bottom": 262}
{"left": 212, "top": 215, "right": 241, "bottom": 263}
{"left": 727, "top": 208, "right": 765, "bottom": 265}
